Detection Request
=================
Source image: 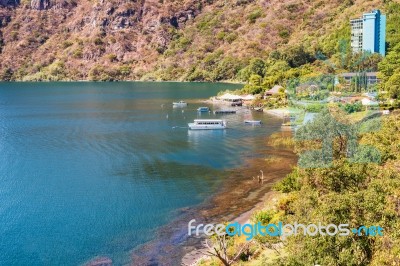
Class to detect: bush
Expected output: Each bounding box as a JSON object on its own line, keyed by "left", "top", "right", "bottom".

{"left": 62, "top": 41, "right": 73, "bottom": 49}
{"left": 73, "top": 48, "right": 83, "bottom": 58}
{"left": 119, "top": 65, "right": 131, "bottom": 76}
{"left": 247, "top": 9, "right": 263, "bottom": 23}
{"left": 225, "top": 32, "right": 238, "bottom": 43}
{"left": 10, "top": 31, "right": 18, "bottom": 41}
{"left": 106, "top": 54, "right": 117, "bottom": 62}
{"left": 304, "top": 103, "right": 325, "bottom": 112}
{"left": 342, "top": 102, "right": 363, "bottom": 113}
{"left": 278, "top": 29, "right": 290, "bottom": 39}
{"left": 216, "top": 31, "right": 226, "bottom": 40}
{"left": 94, "top": 38, "right": 103, "bottom": 45}
{"left": 252, "top": 210, "right": 275, "bottom": 225}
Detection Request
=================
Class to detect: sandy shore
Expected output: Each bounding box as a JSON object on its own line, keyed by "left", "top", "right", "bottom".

{"left": 181, "top": 190, "right": 280, "bottom": 266}
{"left": 180, "top": 133, "right": 296, "bottom": 265}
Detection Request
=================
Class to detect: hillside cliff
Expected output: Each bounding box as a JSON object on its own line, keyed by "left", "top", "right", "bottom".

{"left": 0, "top": 0, "right": 398, "bottom": 81}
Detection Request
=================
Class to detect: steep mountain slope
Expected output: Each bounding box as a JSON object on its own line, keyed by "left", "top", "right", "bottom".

{"left": 0, "top": 0, "right": 397, "bottom": 81}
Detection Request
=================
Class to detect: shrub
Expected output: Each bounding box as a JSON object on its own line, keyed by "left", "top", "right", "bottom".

{"left": 62, "top": 40, "right": 73, "bottom": 49}
{"left": 94, "top": 38, "right": 103, "bottom": 45}
{"left": 73, "top": 48, "right": 83, "bottom": 58}
{"left": 225, "top": 32, "right": 238, "bottom": 44}
{"left": 247, "top": 9, "right": 263, "bottom": 23}
{"left": 342, "top": 102, "right": 363, "bottom": 113}
{"left": 216, "top": 31, "right": 226, "bottom": 40}
{"left": 278, "top": 29, "right": 290, "bottom": 39}
{"left": 252, "top": 210, "right": 275, "bottom": 225}
{"left": 1, "top": 68, "right": 14, "bottom": 81}
{"left": 119, "top": 65, "right": 131, "bottom": 76}
{"left": 106, "top": 54, "right": 117, "bottom": 62}
{"left": 10, "top": 31, "right": 18, "bottom": 41}
{"left": 304, "top": 103, "right": 325, "bottom": 112}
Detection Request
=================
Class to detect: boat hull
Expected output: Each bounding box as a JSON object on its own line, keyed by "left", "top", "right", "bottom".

{"left": 244, "top": 120, "right": 261, "bottom": 125}
{"left": 173, "top": 103, "right": 187, "bottom": 107}
{"left": 188, "top": 123, "right": 226, "bottom": 130}
{"left": 197, "top": 107, "right": 210, "bottom": 112}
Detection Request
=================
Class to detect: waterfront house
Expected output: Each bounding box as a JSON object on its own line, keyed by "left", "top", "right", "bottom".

{"left": 263, "top": 85, "right": 283, "bottom": 99}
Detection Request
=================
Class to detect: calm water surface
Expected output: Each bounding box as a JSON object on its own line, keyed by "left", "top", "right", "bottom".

{"left": 0, "top": 82, "right": 283, "bottom": 265}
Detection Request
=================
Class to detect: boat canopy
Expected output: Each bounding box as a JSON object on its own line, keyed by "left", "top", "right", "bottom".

{"left": 194, "top": 119, "right": 223, "bottom": 122}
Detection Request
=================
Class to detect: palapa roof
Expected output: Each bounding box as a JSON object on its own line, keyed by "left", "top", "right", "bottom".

{"left": 264, "top": 85, "right": 283, "bottom": 95}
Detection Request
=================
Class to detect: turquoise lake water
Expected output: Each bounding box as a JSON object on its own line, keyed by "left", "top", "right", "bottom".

{"left": 0, "top": 82, "right": 283, "bottom": 265}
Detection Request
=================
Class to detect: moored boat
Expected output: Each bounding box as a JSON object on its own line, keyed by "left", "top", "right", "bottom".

{"left": 197, "top": 107, "right": 210, "bottom": 112}
{"left": 173, "top": 100, "right": 188, "bottom": 107}
{"left": 188, "top": 119, "right": 226, "bottom": 130}
{"left": 214, "top": 110, "right": 236, "bottom": 114}
{"left": 244, "top": 120, "right": 262, "bottom": 125}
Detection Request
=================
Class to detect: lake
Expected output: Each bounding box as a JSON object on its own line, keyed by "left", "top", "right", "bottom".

{"left": 0, "top": 82, "right": 285, "bottom": 265}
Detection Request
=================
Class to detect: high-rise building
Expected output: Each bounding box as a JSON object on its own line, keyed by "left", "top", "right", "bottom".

{"left": 350, "top": 10, "right": 386, "bottom": 56}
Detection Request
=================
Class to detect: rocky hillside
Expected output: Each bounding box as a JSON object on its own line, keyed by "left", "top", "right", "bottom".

{"left": 0, "top": 0, "right": 398, "bottom": 81}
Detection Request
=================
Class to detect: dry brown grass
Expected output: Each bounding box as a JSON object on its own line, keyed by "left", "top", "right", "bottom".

{"left": 0, "top": 0, "right": 390, "bottom": 80}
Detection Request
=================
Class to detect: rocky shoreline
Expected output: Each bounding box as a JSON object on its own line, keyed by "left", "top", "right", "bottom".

{"left": 128, "top": 130, "right": 296, "bottom": 265}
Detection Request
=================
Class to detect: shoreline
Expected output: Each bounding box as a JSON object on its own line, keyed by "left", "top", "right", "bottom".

{"left": 181, "top": 189, "right": 280, "bottom": 266}
{"left": 0, "top": 80, "right": 246, "bottom": 85}
{"left": 129, "top": 129, "right": 297, "bottom": 265}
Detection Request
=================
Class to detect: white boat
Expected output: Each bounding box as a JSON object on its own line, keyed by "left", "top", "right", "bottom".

{"left": 188, "top": 119, "right": 226, "bottom": 130}
{"left": 197, "top": 107, "right": 210, "bottom": 112}
{"left": 173, "top": 101, "right": 188, "bottom": 107}
{"left": 244, "top": 120, "right": 262, "bottom": 125}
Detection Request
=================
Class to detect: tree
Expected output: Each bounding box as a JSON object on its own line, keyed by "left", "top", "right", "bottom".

{"left": 271, "top": 114, "right": 400, "bottom": 266}
{"left": 248, "top": 58, "right": 266, "bottom": 77}
{"left": 378, "top": 43, "right": 400, "bottom": 83}
{"left": 1, "top": 67, "right": 14, "bottom": 81}
{"left": 283, "top": 45, "right": 315, "bottom": 68}
{"left": 200, "top": 229, "right": 253, "bottom": 266}
{"left": 242, "top": 74, "right": 264, "bottom": 94}
{"left": 249, "top": 74, "right": 262, "bottom": 86}
{"left": 385, "top": 71, "right": 400, "bottom": 99}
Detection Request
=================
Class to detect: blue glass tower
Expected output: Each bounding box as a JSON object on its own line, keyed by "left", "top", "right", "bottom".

{"left": 351, "top": 10, "right": 386, "bottom": 56}
{"left": 362, "top": 10, "right": 386, "bottom": 56}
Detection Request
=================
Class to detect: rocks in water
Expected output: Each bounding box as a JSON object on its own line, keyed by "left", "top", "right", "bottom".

{"left": 85, "top": 257, "right": 112, "bottom": 266}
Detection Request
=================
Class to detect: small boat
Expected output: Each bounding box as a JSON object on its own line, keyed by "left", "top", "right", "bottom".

{"left": 244, "top": 120, "right": 262, "bottom": 125}
{"left": 173, "top": 101, "right": 188, "bottom": 107}
{"left": 188, "top": 119, "right": 226, "bottom": 130}
{"left": 197, "top": 107, "right": 210, "bottom": 112}
{"left": 214, "top": 110, "right": 236, "bottom": 114}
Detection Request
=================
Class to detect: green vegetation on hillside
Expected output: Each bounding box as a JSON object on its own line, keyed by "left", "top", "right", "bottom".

{"left": 271, "top": 112, "right": 400, "bottom": 265}
{"left": 200, "top": 111, "right": 400, "bottom": 266}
